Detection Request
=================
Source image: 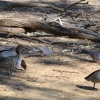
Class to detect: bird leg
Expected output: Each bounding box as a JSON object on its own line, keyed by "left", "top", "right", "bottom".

{"left": 93, "top": 83, "right": 95, "bottom": 89}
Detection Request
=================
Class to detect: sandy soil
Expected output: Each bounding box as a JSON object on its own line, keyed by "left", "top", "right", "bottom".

{"left": 0, "top": 36, "right": 100, "bottom": 100}
{"left": 0, "top": 0, "right": 100, "bottom": 100}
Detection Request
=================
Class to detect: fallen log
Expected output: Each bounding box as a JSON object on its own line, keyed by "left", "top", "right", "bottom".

{"left": 0, "top": 18, "right": 100, "bottom": 41}
{"left": 0, "top": 27, "right": 36, "bottom": 36}
{"left": 0, "top": 27, "right": 25, "bottom": 36}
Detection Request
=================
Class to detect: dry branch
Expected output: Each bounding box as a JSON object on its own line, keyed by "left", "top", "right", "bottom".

{"left": 88, "top": 10, "right": 100, "bottom": 16}
{"left": 64, "top": 0, "right": 86, "bottom": 12}
{"left": 0, "top": 27, "right": 25, "bottom": 36}
{"left": 4, "top": 2, "right": 63, "bottom": 12}
{"left": 78, "top": 1, "right": 88, "bottom": 4}
{"left": 3, "top": 0, "right": 88, "bottom": 14}
{"left": 64, "top": 26, "right": 100, "bottom": 38}
{"left": 0, "top": 27, "right": 49, "bottom": 44}
{"left": 19, "top": 36, "right": 50, "bottom": 44}
{"left": 0, "top": 18, "right": 100, "bottom": 41}
{"left": 0, "top": 26, "right": 37, "bottom": 36}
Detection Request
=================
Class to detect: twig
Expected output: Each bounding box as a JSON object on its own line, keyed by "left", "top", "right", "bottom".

{"left": 4, "top": 2, "right": 63, "bottom": 12}
{"left": 88, "top": 10, "right": 100, "bottom": 16}
{"left": 78, "top": 1, "right": 88, "bottom": 4}
{"left": 64, "top": 0, "right": 86, "bottom": 12}
{"left": 22, "top": 35, "right": 51, "bottom": 44}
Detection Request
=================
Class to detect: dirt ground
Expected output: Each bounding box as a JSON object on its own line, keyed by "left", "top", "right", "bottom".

{"left": 0, "top": 0, "right": 100, "bottom": 100}
{"left": 0, "top": 36, "right": 100, "bottom": 100}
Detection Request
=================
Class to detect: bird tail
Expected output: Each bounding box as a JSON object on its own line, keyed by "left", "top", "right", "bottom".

{"left": 84, "top": 76, "right": 88, "bottom": 80}
{"left": 21, "top": 60, "right": 27, "bottom": 70}
{"left": 84, "top": 76, "right": 90, "bottom": 81}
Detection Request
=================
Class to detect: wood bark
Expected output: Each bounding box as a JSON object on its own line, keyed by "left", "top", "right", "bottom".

{"left": 0, "top": 18, "right": 100, "bottom": 41}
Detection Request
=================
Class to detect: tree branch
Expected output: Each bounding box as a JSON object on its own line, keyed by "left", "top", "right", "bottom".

{"left": 4, "top": 2, "right": 63, "bottom": 12}
{"left": 64, "top": 0, "right": 86, "bottom": 12}
{"left": 0, "top": 18, "right": 100, "bottom": 41}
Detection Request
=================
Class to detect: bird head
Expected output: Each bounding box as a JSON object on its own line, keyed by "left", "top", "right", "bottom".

{"left": 16, "top": 44, "right": 23, "bottom": 55}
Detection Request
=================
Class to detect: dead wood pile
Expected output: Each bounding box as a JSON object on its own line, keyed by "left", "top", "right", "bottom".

{"left": 0, "top": 0, "right": 100, "bottom": 41}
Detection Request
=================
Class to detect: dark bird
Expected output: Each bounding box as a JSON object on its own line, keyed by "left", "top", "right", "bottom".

{"left": 0, "top": 46, "right": 27, "bottom": 70}
{"left": 85, "top": 70, "right": 100, "bottom": 89}
{"left": 0, "top": 45, "right": 25, "bottom": 75}
{"left": 78, "top": 49, "right": 100, "bottom": 64}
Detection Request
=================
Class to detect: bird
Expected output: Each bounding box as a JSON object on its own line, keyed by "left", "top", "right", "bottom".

{"left": 0, "top": 46, "right": 27, "bottom": 70}
{"left": 78, "top": 49, "right": 100, "bottom": 64}
{"left": 27, "top": 46, "right": 54, "bottom": 57}
{"left": 0, "top": 48, "right": 16, "bottom": 60}
{"left": 85, "top": 69, "right": 100, "bottom": 89}
{"left": 0, "top": 44, "right": 24, "bottom": 76}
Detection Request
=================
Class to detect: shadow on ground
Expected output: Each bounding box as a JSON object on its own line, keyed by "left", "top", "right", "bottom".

{"left": 76, "top": 85, "right": 98, "bottom": 91}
